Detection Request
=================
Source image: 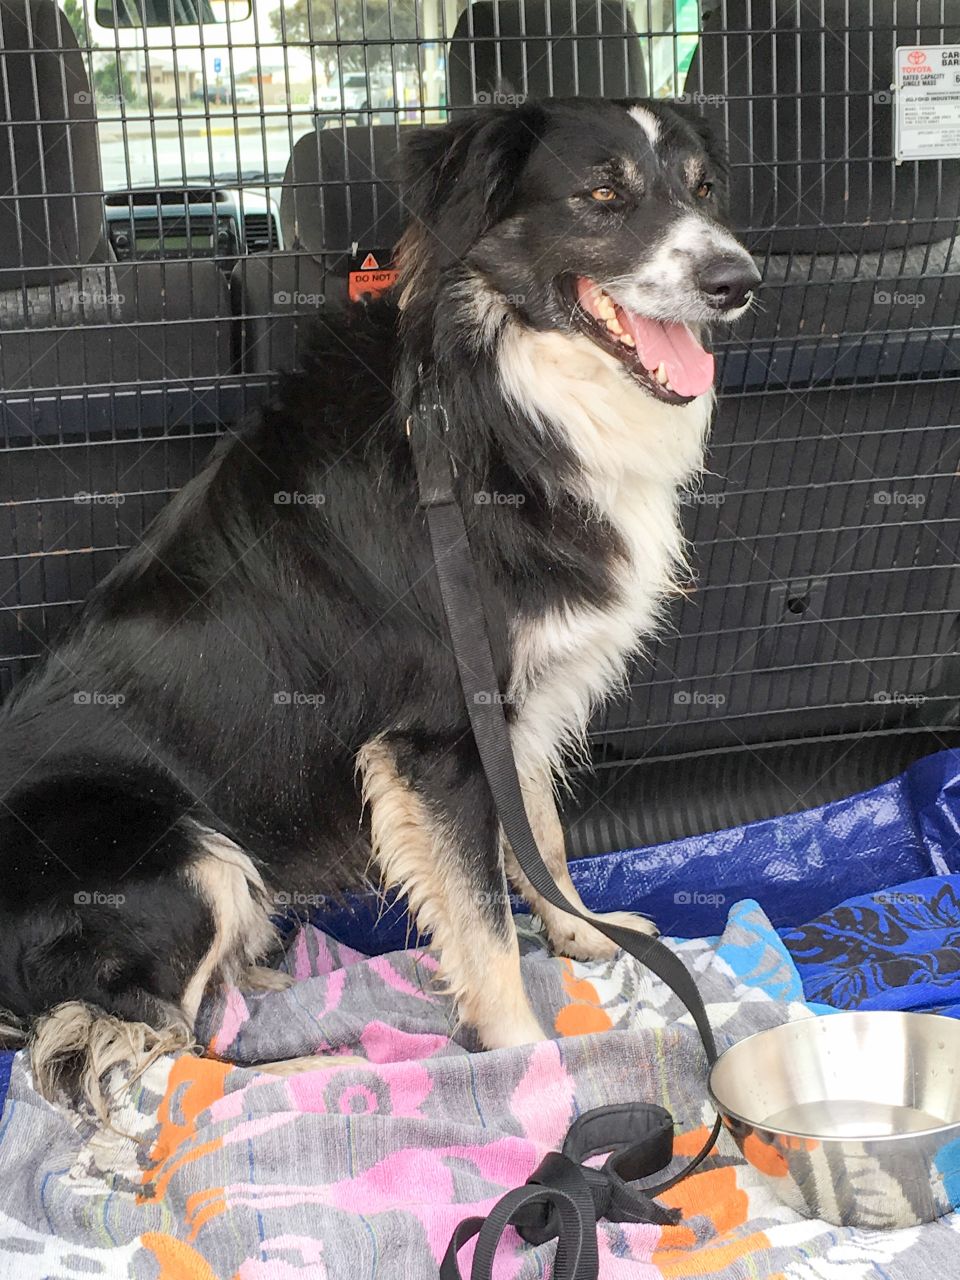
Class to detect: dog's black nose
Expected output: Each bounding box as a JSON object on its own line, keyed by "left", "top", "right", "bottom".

{"left": 697, "top": 257, "right": 761, "bottom": 311}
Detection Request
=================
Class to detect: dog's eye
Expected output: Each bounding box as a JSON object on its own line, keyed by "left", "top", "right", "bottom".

{"left": 695, "top": 181, "right": 714, "bottom": 199}
{"left": 590, "top": 187, "right": 619, "bottom": 203}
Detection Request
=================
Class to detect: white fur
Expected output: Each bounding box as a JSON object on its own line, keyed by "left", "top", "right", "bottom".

{"left": 358, "top": 737, "right": 545, "bottom": 1047}
{"left": 497, "top": 324, "right": 712, "bottom": 782}
{"left": 615, "top": 212, "right": 757, "bottom": 325}
{"left": 629, "top": 105, "right": 661, "bottom": 148}
{"left": 182, "top": 828, "right": 276, "bottom": 1021}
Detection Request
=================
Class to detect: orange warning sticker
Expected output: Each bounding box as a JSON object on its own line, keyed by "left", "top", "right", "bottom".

{"left": 348, "top": 268, "right": 399, "bottom": 302}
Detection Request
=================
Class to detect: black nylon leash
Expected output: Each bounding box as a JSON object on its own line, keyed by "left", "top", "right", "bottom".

{"left": 405, "top": 387, "right": 723, "bottom": 1280}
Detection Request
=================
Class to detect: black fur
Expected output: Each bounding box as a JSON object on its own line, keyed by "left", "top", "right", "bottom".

{"left": 0, "top": 97, "right": 754, "bottom": 1062}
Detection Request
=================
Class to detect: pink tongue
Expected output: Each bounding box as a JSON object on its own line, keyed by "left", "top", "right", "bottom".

{"left": 618, "top": 310, "right": 715, "bottom": 398}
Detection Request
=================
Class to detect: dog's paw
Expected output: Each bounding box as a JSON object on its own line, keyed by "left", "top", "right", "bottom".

{"left": 548, "top": 909, "right": 658, "bottom": 962}
{"left": 480, "top": 1011, "right": 549, "bottom": 1050}
{"left": 242, "top": 965, "right": 295, "bottom": 992}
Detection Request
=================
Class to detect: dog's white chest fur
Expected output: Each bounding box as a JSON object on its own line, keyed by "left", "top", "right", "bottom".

{"left": 498, "top": 328, "right": 712, "bottom": 779}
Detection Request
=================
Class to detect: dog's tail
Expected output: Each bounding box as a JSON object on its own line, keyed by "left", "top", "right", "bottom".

{"left": 29, "top": 1004, "right": 194, "bottom": 1122}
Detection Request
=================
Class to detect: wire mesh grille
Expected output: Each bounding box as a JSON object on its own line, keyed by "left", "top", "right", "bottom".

{"left": 0, "top": 0, "right": 958, "bottom": 792}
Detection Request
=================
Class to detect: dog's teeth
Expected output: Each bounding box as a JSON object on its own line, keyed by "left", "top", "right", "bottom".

{"left": 665, "top": 380, "right": 674, "bottom": 392}
{"left": 605, "top": 316, "right": 624, "bottom": 335}
{"left": 597, "top": 296, "right": 615, "bottom": 319}
{"left": 621, "top": 334, "right": 635, "bottom": 346}
{"left": 656, "top": 362, "right": 669, "bottom": 385}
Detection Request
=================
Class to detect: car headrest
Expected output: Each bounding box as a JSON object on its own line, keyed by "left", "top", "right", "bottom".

{"left": 280, "top": 127, "right": 406, "bottom": 269}
{"left": 448, "top": 0, "right": 647, "bottom": 109}
{"left": 0, "top": 0, "right": 104, "bottom": 283}
{"left": 685, "top": 0, "right": 960, "bottom": 253}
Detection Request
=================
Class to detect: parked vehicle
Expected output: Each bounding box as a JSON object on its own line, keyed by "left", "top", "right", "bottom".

{"left": 316, "top": 71, "right": 397, "bottom": 126}
{"left": 190, "top": 81, "right": 258, "bottom": 106}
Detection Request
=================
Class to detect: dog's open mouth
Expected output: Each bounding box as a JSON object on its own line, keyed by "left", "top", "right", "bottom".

{"left": 567, "top": 276, "right": 715, "bottom": 404}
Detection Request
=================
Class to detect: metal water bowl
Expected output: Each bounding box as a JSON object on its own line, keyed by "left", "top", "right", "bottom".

{"left": 708, "top": 1011, "right": 960, "bottom": 1228}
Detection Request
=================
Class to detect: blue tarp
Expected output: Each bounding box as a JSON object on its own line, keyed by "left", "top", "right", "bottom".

{"left": 314, "top": 747, "right": 960, "bottom": 954}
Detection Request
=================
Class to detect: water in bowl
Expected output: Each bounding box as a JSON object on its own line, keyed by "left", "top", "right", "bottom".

{"left": 763, "top": 1098, "right": 948, "bottom": 1139}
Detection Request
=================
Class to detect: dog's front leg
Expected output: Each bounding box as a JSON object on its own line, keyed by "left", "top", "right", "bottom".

{"left": 504, "top": 763, "right": 657, "bottom": 960}
{"left": 358, "top": 736, "right": 546, "bottom": 1050}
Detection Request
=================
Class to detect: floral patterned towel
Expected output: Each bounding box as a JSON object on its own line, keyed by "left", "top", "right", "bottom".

{"left": 0, "top": 901, "right": 957, "bottom": 1278}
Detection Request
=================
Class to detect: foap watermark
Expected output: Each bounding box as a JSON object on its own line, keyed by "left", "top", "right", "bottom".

{"left": 274, "top": 490, "right": 326, "bottom": 506}
{"left": 473, "top": 691, "right": 514, "bottom": 706}
{"left": 874, "top": 290, "right": 925, "bottom": 307}
{"left": 673, "top": 689, "right": 726, "bottom": 707}
{"left": 74, "top": 490, "right": 125, "bottom": 506}
{"left": 474, "top": 490, "right": 526, "bottom": 506}
{"left": 79, "top": 288, "right": 125, "bottom": 307}
{"left": 273, "top": 690, "right": 326, "bottom": 707}
{"left": 874, "top": 490, "right": 925, "bottom": 507}
{"left": 874, "top": 690, "right": 926, "bottom": 707}
{"left": 476, "top": 89, "right": 526, "bottom": 106}
{"left": 74, "top": 690, "right": 125, "bottom": 707}
{"left": 273, "top": 890, "right": 327, "bottom": 908}
{"left": 876, "top": 890, "right": 924, "bottom": 906}
{"left": 273, "top": 290, "right": 325, "bottom": 307}
{"left": 676, "top": 90, "right": 726, "bottom": 108}
{"left": 680, "top": 490, "right": 726, "bottom": 507}
{"left": 474, "top": 888, "right": 526, "bottom": 910}
{"left": 674, "top": 890, "right": 726, "bottom": 907}
{"left": 74, "top": 890, "right": 126, "bottom": 907}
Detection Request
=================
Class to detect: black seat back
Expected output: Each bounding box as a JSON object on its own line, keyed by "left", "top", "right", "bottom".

{"left": 688, "top": 0, "right": 960, "bottom": 255}
{"left": 0, "top": 0, "right": 104, "bottom": 288}
{"left": 688, "top": 0, "right": 960, "bottom": 387}
{"left": 233, "top": 126, "right": 405, "bottom": 374}
{"left": 282, "top": 126, "right": 404, "bottom": 287}
{"left": 448, "top": 0, "right": 647, "bottom": 107}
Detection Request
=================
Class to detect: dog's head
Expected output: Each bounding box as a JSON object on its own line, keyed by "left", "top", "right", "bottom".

{"left": 398, "top": 98, "right": 759, "bottom": 405}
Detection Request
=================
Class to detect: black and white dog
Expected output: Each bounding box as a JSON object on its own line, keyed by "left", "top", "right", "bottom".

{"left": 0, "top": 98, "right": 759, "bottom": 1107}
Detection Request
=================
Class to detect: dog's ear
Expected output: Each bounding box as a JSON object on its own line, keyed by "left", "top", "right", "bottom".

{"left": 647, "top": 99, "right": 731, "bottom": 218}
{"left": 399, "top": 105, "right": 545, "bottom": 262}
{"left": 678, "top": 106, "right": 729, "bottom": 178}
{"left": 658, "top": 100, "right": 730, "bottom": 176}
